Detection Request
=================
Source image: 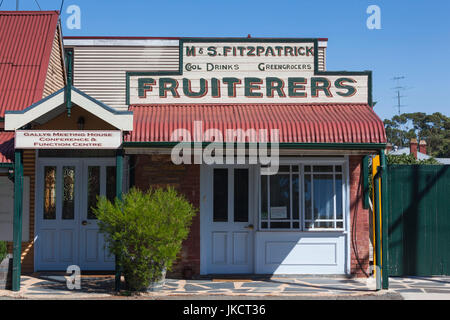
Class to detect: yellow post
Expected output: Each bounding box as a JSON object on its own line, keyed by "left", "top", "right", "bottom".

{"left": 372, "top": 155, "right": 382, "bottom": 290}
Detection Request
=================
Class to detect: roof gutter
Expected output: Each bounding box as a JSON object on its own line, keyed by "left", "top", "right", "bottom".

{"left": 123, "top": 141, "right": 386, "bottom": 150}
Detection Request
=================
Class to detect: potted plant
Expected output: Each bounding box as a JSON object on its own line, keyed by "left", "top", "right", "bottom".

{"left": 0, "top": 241, "right": 12, "bottom": 290}
{"left": 94, "top": 187, "right": 196, "bottom": 292}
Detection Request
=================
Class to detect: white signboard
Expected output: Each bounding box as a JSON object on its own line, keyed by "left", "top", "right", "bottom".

{"left": 270, "top": 206, "right": 288, "bottom": 219}
{"left": 128, "top": 40, "right": 370, "bottom": 105}
{"left": 15, "top": 130, "right": 122, "bottom": 149}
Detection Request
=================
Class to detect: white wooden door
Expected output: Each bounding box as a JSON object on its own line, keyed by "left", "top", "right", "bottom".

{"left": 36, "top": 159, "right": 82, "bottom": 270}
{"left": 78, "top": 159, "right": 116, "bottom": 270}
{"left": 201, "top": 165, "right": 255, "bottom": 274}
{"left": 36, "top": 158, "right": 115, "bottom": 271}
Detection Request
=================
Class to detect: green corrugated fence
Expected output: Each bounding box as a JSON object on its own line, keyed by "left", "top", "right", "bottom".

{"left": 387, "top": 165, "right": 450, "bottom": 276}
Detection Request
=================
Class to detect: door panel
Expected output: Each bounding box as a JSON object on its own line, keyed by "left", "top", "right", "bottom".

{"left": 202, "top": 166, "right": 254, "bottom": 274}
{"left": 36, "top": 158, "right": 115, "bottom": 271}
{"left": 79, "top": 159, "right": 115, "bottom": 270}
{"left": 36, "top": 161, "right": 81, "bottom": 270}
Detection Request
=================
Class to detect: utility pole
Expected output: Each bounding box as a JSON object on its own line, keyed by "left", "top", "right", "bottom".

{"left": 392, "top": 76, "right": 406, "bottom": 115}
{"left": 16, "top": 0, "right": 18, "bottom": 10}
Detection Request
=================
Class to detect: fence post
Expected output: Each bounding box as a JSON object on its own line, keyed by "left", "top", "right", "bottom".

{"left": 380, "top": 149, "right": 389, "bottom": 289}
{"left": 374, "top": 168, "right": 382, "bottom": 291}
{"left": 115, "top": 150, "right": 124, "bottom": 292}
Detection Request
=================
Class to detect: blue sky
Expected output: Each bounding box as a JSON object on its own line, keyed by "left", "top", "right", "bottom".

{"left": 2, "top": 0, "right": 449, "bottom": 121}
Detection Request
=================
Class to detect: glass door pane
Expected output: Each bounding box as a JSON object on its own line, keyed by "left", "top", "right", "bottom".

{"left": 106, "top": 166, "right": 116, "bottom": 202}
{"left": 213, "top": 169, "right": 228, "bottom": 222}
{"left": 43, "top": 166, "right": 57, "bottom": 220}
{"left": 62, "top": 166, "right": 75, "bottom": 220}
{"left": 87, "top": 166, "right": 100, "bottom": 219}
{"left": 234, "top": 169, "right": 249, "bottom": 222}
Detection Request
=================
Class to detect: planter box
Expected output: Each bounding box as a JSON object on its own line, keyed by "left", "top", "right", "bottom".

{"left": 0, "top": 255, "right": 12, "bottom": 290}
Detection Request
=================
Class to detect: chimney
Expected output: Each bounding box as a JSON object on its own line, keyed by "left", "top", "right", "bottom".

{"left": 410, "top": 138, "right": 418, "bottom": 159}
{"left": 419, "top": 140, "right": 427, "bottom": 155}
{"left": 386, "top": 143, "right": 393, "bottom": 153}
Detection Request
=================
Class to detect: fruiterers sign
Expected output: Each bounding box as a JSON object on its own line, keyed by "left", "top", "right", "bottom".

{"left": 128, "top": 40, "right": 371, "bottom": 104}
{"left": 15, "top": 130, "right": 122, "bottom": 149}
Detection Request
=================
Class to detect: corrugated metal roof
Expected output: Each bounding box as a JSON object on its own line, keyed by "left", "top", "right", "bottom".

{"left": 0, "top": 11, "right": 59, "bottom": 117}
{"left": 126, "top": 103, "right": 386, "bottom": 144}
{"left": 0, "top": 131, "right": 14, "bottom": 163}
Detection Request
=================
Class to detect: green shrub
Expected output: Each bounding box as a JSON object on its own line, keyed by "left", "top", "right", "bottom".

{"left": 0, "top": 241, "right": 7, "bottom": 261}
{"left": 93, "top": 187, "right": 197, "bottom": 291}
{"left": 387, "top": 153, "right": 440, "bottom": 165}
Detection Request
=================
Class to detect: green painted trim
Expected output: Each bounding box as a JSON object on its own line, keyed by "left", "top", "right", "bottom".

{"left": 363, "top": 155, "right": 370, "bottom": 209}
{"left": 12, "top": 151, "right": 23, "bottom": 292}
{"left": 0, "top": 163, "right": 13, "bottom": 168}
{"left": 374, "top": 167, "right": 382, "bottom": 291}
{"left": 123, "top": 141, "right": 385, "bottom": 150}
{"left": 115, "top": 149, "right": 124, "bottom": 292}
{"left": 380, "top": 149, "right": 389, "bottom": 289}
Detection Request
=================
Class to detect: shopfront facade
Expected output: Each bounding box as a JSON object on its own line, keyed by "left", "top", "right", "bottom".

{"left": 0, "top": 12, "right": 386, "bottom": 284}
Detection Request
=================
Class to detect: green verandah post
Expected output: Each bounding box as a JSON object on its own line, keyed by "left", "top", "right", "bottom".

{"left": 12, "top": 151, "right": 23, "bottom": 291}
{"left": 115, "top": 149, "right": 124, "bottom": 291}
{"left": 374, "top": 167, "right": 382, "bottom": 291}
{"left": 380, "top": 149, "right": 389, "bottom": 289}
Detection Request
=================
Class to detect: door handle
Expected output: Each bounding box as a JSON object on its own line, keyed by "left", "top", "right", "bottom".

{"left": 244, "top": 224, "right": 254, "bottom": 230}
{"left": 81, "top": 220, "right": 89, "bottom": 226}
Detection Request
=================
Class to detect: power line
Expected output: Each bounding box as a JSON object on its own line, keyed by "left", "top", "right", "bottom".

{"left": 60, "top": 0, "right": 65, "bottom": 14}
{"left": 0, "top": 0, "right": 4, "bottom": 9}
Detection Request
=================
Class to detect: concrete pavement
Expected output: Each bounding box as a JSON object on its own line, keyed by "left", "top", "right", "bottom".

{"left": 0, "top": 274, "right": 448, "bottom": 300}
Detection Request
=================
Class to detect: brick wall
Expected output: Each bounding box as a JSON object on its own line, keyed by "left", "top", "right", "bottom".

{"left": 349, "top": 155, "right": 370, "bottom": 277}
{"left": 133, "top": 155, "right": 200, "bottom": 277}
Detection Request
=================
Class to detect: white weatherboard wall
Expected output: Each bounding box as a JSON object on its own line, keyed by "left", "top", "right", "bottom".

{"left": 68, "top": 43, "right": 180, "bottom": 110}
{"left": 64, "top": 39, "right": 327, "bottom": 109}
{"left": 0, "top": 176, "right": 30, "bottom": 241}
{"left": 255, "top": 232, "right": 345, "bottom": 274}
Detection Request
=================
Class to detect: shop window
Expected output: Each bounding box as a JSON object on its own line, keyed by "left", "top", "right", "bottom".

{"left": 260, "top": 164, "right": 344, "bottom": 230}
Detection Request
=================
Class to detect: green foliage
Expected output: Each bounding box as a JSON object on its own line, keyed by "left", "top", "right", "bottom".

{"left": 0, "top": 241, "right": 7, "bottom": 261}
{"left": 93, "top": 187, "right": 197, "bottom": 291}
{"left": 386, "top": 153, "right": 440, "bottom": 165}
{"left": 384, "top": 112, "right": 450, "bottom": 158}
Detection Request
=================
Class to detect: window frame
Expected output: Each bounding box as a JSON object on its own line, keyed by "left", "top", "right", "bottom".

{"left": 259, "top": 158, "right": 348, "bottom": 232}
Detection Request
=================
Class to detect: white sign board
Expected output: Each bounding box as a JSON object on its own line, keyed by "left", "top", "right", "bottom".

{"left": 15, "top": 130, "right": 122, "bottom": 149}
{"left": 270, "top": 206, "right": 288, "bottom": 219}
{"left": 128, "top": 40, "right": 370, "bottom": 105}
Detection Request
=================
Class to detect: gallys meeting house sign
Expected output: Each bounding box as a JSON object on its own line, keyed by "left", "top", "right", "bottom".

{"left": 128, "top": 39, "right": 371, "bottom": 104}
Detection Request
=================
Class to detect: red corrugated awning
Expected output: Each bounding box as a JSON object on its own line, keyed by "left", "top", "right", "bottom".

{"left": 0, "top": 132, "right": 14, "bottom": 163}
{"left": 126, "top": 103, "right": 386, "bottom": 144}
{"left": 0, "top": 11, "right": 60, "bottom": 117}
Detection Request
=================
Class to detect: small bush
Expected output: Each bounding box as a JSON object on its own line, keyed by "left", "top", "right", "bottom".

{"left": 0, "top": 241, "right": 7, "bottom": 261}
{"left": 387, "top": 153, "right": 440, "bottom": 165}
{"left": 93, "top": 187, "right": 197, "bottom": 291}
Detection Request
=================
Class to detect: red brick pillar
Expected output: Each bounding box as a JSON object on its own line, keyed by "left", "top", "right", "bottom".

{"left": 349, "top": 155, "right": 370, "bottom": 277}
{"left": 410, "top": 139, "right": 418, "bottom": 159}
{"left": 419, "top": 140, "right": 427, "bottom": 155}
